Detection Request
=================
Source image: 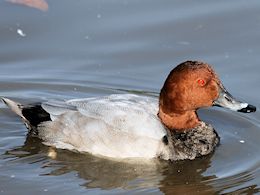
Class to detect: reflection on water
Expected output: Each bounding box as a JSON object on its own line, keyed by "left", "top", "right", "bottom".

{"left": 1, "top": 123, "right": 259, "bottom": 194}
{"left": 6, "top": 0, "right": 49, "bottom": 12}
{"left": 2, "top": 135, "right": 216, "bottom": 194}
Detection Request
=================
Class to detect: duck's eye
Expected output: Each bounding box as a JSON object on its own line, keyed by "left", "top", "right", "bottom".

{"left": 197, "top": 79, "right": 206, "bottom": 86}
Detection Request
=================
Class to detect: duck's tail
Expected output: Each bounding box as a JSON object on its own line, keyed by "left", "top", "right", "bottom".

{"left": 1, "top": 98, "right": 51, "bottom": 135}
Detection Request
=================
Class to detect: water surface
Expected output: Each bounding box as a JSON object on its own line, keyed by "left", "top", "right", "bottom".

{"left": 0, "top": 0, "right": 260, "bottom": 194}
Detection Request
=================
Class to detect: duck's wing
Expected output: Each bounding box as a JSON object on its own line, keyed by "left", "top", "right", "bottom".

{"left": 66, "top": 94, "right": 165, "bottom": 138}
{"left": 41, "top": 94, "right": 165, "bottom": 138}
{"left": 41, "top": 100, "right": 77, "bottom": 120}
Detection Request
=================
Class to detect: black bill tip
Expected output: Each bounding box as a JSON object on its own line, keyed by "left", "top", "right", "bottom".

{"left": 238, "top": 104, "right": 256, "bottom": 113}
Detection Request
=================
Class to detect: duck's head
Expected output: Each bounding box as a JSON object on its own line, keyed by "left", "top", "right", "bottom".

{"left": 158, "top": 61, "right": 256, "bottom": 131}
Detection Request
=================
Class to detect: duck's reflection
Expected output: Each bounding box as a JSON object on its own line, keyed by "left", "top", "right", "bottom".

{"left": 4, "top": 135, "right": 219, "bottom": 194}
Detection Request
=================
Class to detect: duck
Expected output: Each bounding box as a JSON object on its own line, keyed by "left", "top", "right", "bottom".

{"left": 1, "top": 61, "right": 256, "bottom": 161}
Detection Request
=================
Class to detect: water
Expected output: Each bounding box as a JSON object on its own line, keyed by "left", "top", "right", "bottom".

{"left": 0, "top": 0, "right": 260, "bottom": 194}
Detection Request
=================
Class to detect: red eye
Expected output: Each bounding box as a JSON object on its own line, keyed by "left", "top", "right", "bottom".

{"left": 197, "top": 79, "right": 205, "bottom": 86}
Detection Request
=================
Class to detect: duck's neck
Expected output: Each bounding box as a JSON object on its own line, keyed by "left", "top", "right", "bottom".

{"left": 158, "top": 109, "right": 200, "bottom": 132}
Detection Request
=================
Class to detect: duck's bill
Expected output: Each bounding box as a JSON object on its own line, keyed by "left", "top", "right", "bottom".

{"left": 213, "top": 86, "right": 256, "bottom": 113}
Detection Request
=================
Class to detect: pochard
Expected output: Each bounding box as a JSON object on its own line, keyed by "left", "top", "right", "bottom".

{"left": 2, "top": 61, "right": 256, "bottom": 161}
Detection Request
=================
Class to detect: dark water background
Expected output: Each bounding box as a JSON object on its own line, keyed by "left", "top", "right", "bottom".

{"left": 0, "top": 0, "right": 260, "bottom": 194}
